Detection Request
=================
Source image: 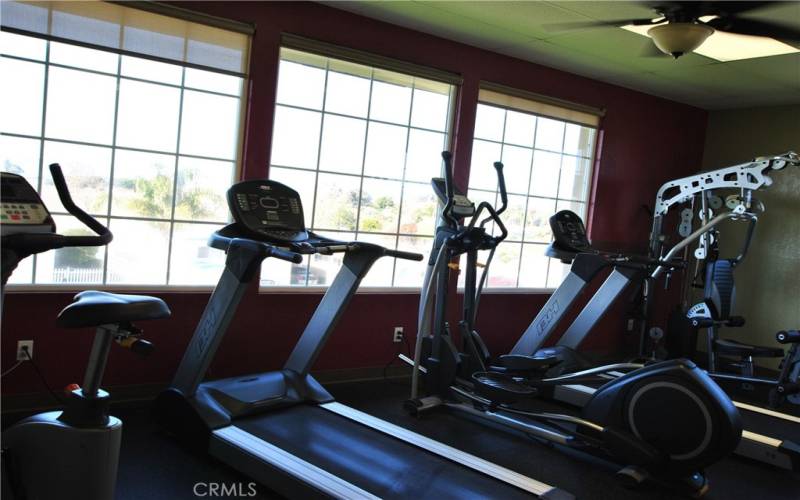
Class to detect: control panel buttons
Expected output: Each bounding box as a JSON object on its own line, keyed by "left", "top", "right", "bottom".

{"left": 259, "top": 197, "right": 279, "bottom": 209}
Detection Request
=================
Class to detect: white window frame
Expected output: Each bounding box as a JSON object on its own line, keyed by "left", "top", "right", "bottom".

{"left": 260, "top": 43, "right": 459, "bottom": 293}
{"left": 464, "top": 90, "right": 601, "bottom": 294}
{"left": 1, "top": 33, "right": 248, "bottom": 292}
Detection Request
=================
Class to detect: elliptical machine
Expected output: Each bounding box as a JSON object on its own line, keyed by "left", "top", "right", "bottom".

{"left": 1, "top": 165, "right": 170, "bottom": 500}
{"left": 406, "top": 152, "right": 743, "bottom": 495}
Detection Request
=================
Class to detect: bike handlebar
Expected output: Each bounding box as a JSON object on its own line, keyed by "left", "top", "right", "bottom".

{"left": 50, "top": 163, "right": 112, "bottom": 247}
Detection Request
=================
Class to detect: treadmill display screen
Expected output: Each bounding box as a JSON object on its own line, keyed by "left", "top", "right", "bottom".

{"left": 226, "top": 180, "right": 309, "bottom": 243}
{"left": 550, "top": 210, "right": 590, "bottom": 252}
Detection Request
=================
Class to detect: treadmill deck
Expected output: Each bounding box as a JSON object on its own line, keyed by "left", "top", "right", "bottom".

{"left": 211, "top": 403, "right": 568, "bottom": 499}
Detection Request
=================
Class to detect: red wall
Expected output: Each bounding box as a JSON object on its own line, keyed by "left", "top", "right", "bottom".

{"left": 1, "top": 1, "right": 707, "bottom": 396}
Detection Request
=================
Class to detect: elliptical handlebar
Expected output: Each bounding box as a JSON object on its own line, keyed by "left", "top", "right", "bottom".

{"left": 49, "top": 163, "right": 113, "bottom": 247}
{"left": 440, "top": 151, "right": 458, "bottom": 228}
{"left": 438, "top": 152, "right": 508, "bottom": 244}
{"left": 476, "top": 161, "right": 508, "bottom": 241}
{"left": 493, "top": 161, "right": 508, "bottom": 216}
{"left": 471, "top": 202, "right": 508, "bottom": 242}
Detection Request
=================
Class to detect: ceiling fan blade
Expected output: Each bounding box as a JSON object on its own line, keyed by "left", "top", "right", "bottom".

{"left": 644, "top": 1, "right": 777, "bottom": 17}
{"left": 696, "top": 2, "right": 780, "bottom": 16}
{"left": 707, "top": 17, "right": 800, "bottom": 42}
{"left": 542, "top": 18, "right": 656, "bottom": 32}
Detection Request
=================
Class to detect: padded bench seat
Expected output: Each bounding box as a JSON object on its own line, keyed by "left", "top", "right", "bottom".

{"left": 57, "top": 291, "right": 171, "bottom": 329}
{"left": 714, "top": 338, "right": 785, "bottom": 358}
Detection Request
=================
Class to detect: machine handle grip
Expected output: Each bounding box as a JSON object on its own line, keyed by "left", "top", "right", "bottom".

{"left": 726, "top": 316, "right": 745, "bottom": 327}
{"left": 440, "top": 151, "right": 458, "bottom": 227}
{"left": 267, "top": 246, "right": 304, "bottom": 264}
{"left": 493, "top": 161, "right": 508, "bottom": 215}
{"left": 50, "top": 163, "right": 113, "bottom": 247}
{"left": 776, "top": 330, "right": 800, "bottom": 344}
{"left": 132, "top": 339, "right": 155, "bottom": 357}
{"left": 385, "top": 249, "right": 424, "bottom": 261}
{"left": 130, "top": 338, "right": 154, "bottom": 357}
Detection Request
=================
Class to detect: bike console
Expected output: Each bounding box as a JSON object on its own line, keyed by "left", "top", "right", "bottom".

{"left": 1, "top": 172, "right": 55, "bottom": 236}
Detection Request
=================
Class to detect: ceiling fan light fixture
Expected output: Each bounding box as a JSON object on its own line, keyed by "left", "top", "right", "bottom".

{"left": 647, "top": 23, "right": 714, "bottom": 58}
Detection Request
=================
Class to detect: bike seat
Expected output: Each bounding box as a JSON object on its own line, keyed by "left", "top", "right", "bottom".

{"left": 57, "top": 291, "right": 171, "bottom": 329}
{"left": 714, "top": 338, "right": 784, "bottom": 358}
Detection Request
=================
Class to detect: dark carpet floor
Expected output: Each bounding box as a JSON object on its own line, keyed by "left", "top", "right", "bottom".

{"left": 4, "top": 378, "right": 800, "bottom": 499}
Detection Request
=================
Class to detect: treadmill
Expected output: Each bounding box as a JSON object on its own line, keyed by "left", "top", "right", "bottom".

{"left": 511, "top": 210, "right": 800, "bottom": 471}
{"left": 155, "top": 179, "right": 571, "bottom": 499}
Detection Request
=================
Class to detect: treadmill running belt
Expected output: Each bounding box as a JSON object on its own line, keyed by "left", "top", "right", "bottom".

{"left": 738, "top": 406, "right": 800, "bottom": 442}
{"left": 232, "top": 404, "right": 541, "bottom": 499}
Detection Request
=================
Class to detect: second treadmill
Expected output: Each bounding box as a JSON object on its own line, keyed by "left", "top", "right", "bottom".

{"left": 155, "top": 179, "right": 572, "bottom": 499}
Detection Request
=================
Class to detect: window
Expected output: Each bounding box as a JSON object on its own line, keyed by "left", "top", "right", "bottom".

{"left": 262, "top": 47, "right": 456, "bottom": 288}
{"left": 1, "top": 28, "right": 246, "bottom": 287}
{"left": 465, "top": 87, "right": 600, "bottom": 290}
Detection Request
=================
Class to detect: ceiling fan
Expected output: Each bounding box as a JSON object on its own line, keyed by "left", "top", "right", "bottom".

{"left": 548, "top": 1, "right": 800, "bottom": 59}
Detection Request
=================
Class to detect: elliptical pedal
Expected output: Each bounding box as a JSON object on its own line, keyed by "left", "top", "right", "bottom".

{"left": 472, "top": 372, "right": 537, "bottom": 404}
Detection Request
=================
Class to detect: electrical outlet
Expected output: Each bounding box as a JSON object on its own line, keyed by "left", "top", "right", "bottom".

{"left": 17, "top": 340, "right": 33, "bottom": 361}
{"left": 393, "top": 327, "right": 404, "bottom": 343}
{"left": 627, "top": 319, "right": 635, "bottom": 331}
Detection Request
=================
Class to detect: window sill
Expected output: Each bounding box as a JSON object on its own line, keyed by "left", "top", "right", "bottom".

{"left": 5, "top": 284, "right": 555, "bottom": 295}
{"left": 257, "top": 286, "right": 423, "bottom": 294}
{"left": 4, "top": 284, "right": 217, "bottom": 294}
{"left": 457, "top": 287, "right": 555, "bottom": 294}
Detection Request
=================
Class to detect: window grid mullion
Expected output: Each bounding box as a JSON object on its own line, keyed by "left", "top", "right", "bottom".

{"left": 30, "top": 38, "right": 53, "bottom": 285}
{"left": 473, "top": 133, "right": 593, "bottom": 160}
{"left": 101, "top": 50, "right": 124, "bottom": 285}
{"left": 515, "top": 114, "right": 539, "bottom": 287}
{"left": 0, "top": 54, "right": 242, "bottom": 99}
{"left": 1, "top": 132, "right": 236, "bottom": 165}
{"left": 305, "top": 60, "right": 332, "bottom": 286}
{"left": 544, "top": 123, "right": 571, "bottom": 287}
{"left": 390, "top": 83, "right": 418, "bottom": 286}
{"left": 352, "top": 69, "right": 376, "bottom": 243}
{"left": 164, "top": 49, "right": 190, "bottom": 286}
{"left": 490, "top": 111, "right": 506, "bottom": 287}
{"left": 269, "top": 161, "right": 438, "bottom": 185}
{"left": 274, "top": 101, "right": 448, "bottom": 137}
{"left": 465, "top": 185, "right": 587, "bottom": 205}
{"left": 46, "top": 212, "right": 227, "bottom": 226}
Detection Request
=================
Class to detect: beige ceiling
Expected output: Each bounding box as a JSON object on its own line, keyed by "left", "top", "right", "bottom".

{"left": 322, "top": 1, "right": 800, "bottom": 110}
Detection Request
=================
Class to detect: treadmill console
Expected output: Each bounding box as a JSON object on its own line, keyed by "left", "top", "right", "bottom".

{"left": 431, "top": 177, "right": 475, "bottom": 218}
{"left": 227, "top": 180, "right": 308, "bottom": 242}
{"left": 546, "top": 210, "right": 591, "bottom": 261}
{"left": 1, "top": 172, "right": 55, "bottom": 236}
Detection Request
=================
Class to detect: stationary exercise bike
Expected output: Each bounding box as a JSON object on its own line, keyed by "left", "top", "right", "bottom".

{"left": 1, "top": 165, "right": 170, "bottom": 500}
{"left": 406, "top": 152, "right": 742, "bottom": 496}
